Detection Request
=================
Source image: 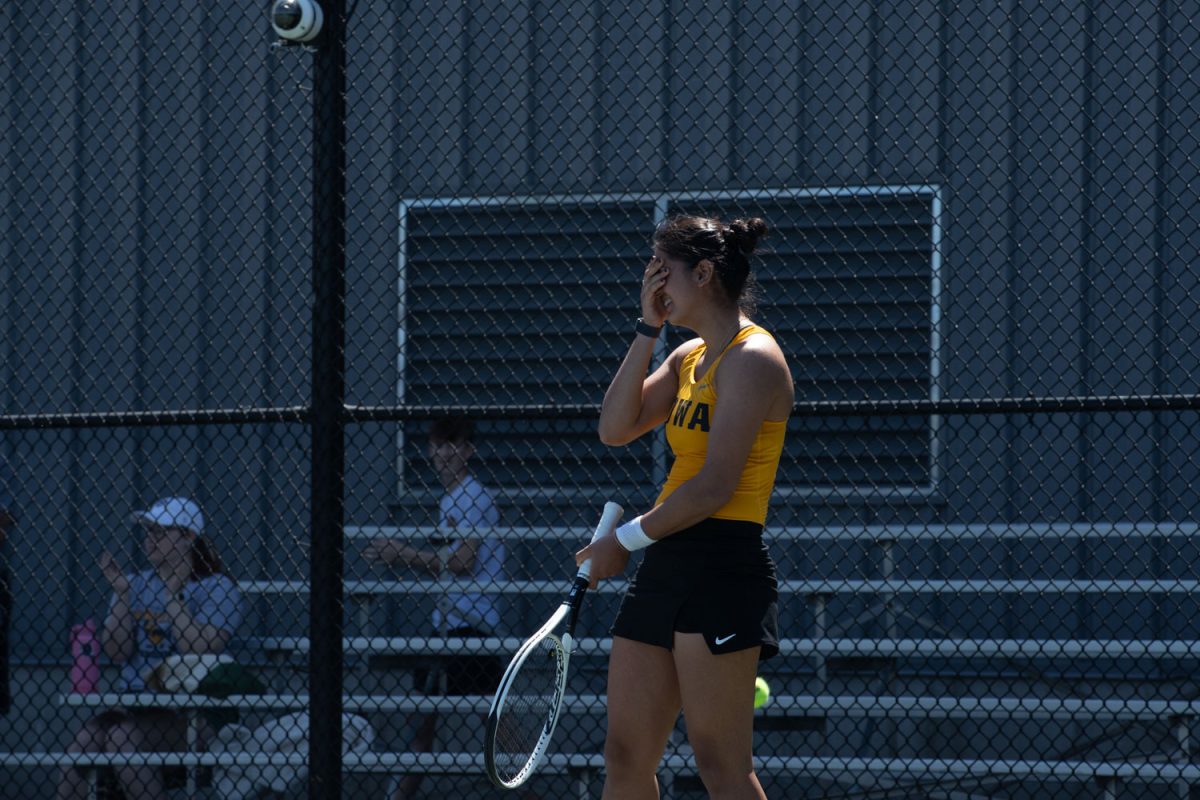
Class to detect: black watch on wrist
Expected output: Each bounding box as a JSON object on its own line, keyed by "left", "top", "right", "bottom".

{"left": 635, "top": 318, "right": 662, "bottom": 338}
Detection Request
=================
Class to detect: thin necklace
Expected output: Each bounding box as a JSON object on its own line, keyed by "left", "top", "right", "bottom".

{"left": 711, "top": 319, "right": 748, "bottom": 354}
{"left": 701, "top": 319, "right": 749, "bottom": 375}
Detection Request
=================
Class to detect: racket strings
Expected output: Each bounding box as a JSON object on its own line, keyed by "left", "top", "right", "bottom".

{"left": 491, "top": 635, "right": 566, "bottom": 783}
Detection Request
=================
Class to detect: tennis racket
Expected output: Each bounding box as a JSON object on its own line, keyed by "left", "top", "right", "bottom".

{"left": 483, "top": 501, "right": 623, "bottom": 789}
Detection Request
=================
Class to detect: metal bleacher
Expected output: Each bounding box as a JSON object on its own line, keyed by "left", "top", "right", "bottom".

{"left": 6, "top": 518, "right": 1197, "bottom": 799}
{"left": 231, "top": 519, "right": 1200, "bottom": 798}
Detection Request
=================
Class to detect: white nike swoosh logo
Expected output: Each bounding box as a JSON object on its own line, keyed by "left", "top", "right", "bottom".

{"left": 714, "top": 634, "right": 737, "bottom": 645}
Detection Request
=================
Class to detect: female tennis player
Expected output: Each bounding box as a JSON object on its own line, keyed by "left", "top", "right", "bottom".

{"left": 576, "top": 215, "right": 792, "bottom": 800}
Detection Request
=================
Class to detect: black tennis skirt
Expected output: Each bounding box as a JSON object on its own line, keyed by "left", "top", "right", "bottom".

{"left": 610, "top": 517, "right": 779, "bottom": 660}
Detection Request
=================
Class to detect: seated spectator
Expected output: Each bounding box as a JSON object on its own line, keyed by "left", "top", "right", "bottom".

{"left": 57, "top": 496, "right": 244, "bottom": 800}
{"left": 363, "top": 417, "right": 505, "bottom": 800}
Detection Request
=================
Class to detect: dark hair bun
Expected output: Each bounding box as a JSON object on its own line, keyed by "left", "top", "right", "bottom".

{"left": 726, "top": 217, "right": 768, "bottom": 255}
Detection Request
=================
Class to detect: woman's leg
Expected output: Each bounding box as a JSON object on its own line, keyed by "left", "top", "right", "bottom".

{"left": 601, "top": 636, "right": 683, "bottom": 800}
{"left": 673, "top": 632, "right": 766, "bottom": 800}
{"left": 389, "top": 711, "right": 438, "bottom": 800}
{"left": 56, "top": 718, "right": 107, "bottom": 800}
{"left": 106, "top": 711, "right": 186, "bottom": 800}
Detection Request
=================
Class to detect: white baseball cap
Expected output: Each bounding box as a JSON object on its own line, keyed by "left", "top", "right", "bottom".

{"left": 132, "top": 497, "right": 205, "bottom": 536}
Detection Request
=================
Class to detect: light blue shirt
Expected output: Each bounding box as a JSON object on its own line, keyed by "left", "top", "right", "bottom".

{"left": 108, "top": 570, "right": 244, "bottom": 690}
{"left": 434, "top": 475, "right": 504, "bottom": 632}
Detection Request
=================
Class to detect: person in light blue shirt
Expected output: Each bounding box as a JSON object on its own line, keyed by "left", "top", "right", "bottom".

{"left": 433, "top": 465, "right": 503, "bottom": 633}
{"left": 363, "top": 417, "right": 505, "bottom": 642}
{"left": 57, "top": 497, "right": 244, "bottom": 800}
{"left": 110, "top": 559, "right": 242, "bottom": 692}
{"left": 363, "top": 418, "right": 505, "bottom": 800}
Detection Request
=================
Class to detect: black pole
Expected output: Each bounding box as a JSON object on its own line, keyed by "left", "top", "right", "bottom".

{"left": 309, "top": 1, "right": 347, "bottom": 797}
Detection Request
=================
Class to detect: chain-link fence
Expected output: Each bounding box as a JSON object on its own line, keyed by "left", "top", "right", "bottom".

{"left": 3, "top": 1, "right": 1200, "bottom": 798}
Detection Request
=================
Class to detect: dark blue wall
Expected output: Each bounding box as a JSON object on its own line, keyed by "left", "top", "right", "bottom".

{"left": 2, "top": 1, "right": 1198, "bottom": 654}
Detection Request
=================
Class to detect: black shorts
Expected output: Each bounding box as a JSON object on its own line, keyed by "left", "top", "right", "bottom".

{"left": 611, "top": 518, "right": 779, "bottom": 660}
{"left": 414, "top": 627, "right": 502, "bottom": 696}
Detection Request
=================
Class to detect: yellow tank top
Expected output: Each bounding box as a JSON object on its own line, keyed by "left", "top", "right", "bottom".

{"left": 655, "top": 324, "right": 788, "bottom": 525}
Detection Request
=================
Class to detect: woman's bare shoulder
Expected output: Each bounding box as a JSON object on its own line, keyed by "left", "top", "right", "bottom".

{"left": 719, "top": 331, "right": 794, "bottom": 411}
{"left": 665, "top": 336, "right": 705, "bottom": 366}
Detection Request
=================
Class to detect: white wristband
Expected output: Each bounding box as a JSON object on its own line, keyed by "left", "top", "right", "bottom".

{"left": 614, "top": 516, "right": 655, "bottom": 551}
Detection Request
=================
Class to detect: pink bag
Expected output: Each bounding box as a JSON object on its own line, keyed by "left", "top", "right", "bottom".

{"left": 70, "top": 618, "right": 100, "bottom": 694}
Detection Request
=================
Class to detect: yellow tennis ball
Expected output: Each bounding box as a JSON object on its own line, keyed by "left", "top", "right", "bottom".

{"left": 753, "top": 676, "right": 771, "bottom": 709}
